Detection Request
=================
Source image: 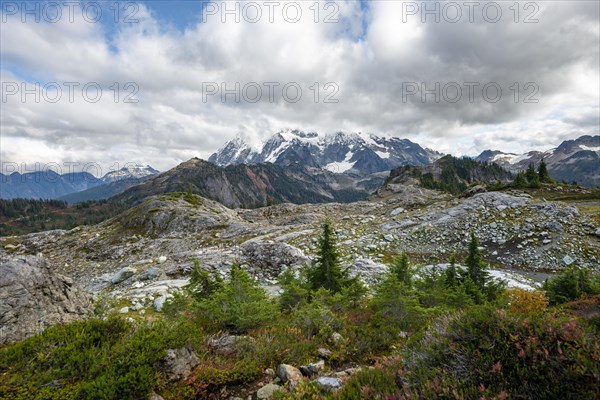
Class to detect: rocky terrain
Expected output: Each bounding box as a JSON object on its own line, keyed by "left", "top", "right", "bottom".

{"left": 0, "top": 255, "right": 93, "bottom": 344}
{"left": 1, "top": 182, "right": 597, "bottom": 318}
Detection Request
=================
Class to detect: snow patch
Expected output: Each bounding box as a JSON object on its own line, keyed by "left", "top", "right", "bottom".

{"left": 580, "top": 145, "right": 600, "bottom": 152}
{"left": 324, "top": 151, "right": 356, "bottom": 173}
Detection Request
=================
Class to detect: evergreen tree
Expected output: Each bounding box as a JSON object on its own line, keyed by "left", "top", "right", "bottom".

{"left": 197, "top": 264, "right": 276, "bottom": 332}
{"left": 307, "top": 219, "right": 347, "bottom": 293}
{"left": 465, "top": 232, "right": 486, "bottom": 289}
{"left": 278, "top": 268, "right": 309, "bottom": 311}
{"left": 513, "top": 172, "right": 527, "bottom": 188}
{"left": 537, "top": 157, "right": 552, "bottom": 183}
{"left": 389, "top": 252, "right": 411, "bottom": 286}
{"left": 525, "top": 162, "right": 537, "bottom": 183}
{"left": 444, "top": 253, "right": 459, "bottom": 288}
{"left": 186, "top": 259, "right": 223, "bottom": 300}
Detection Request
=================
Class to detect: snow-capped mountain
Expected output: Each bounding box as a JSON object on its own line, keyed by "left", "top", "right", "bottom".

{"left": 100, "top": 164, "right": 159, "bottom": 184}
{"left": 208, "top": 129, "right": 442, "bottom": 176}
{"left": 476, "top": 135, "right": 600, "bottom": 187}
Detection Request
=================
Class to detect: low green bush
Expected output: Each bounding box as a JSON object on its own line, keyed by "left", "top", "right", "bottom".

{"left": 399, "top": 305, "right": 600, "bottom": 399}
{"left": 0, "top": 318, "right": 198, "bottom": 400}
{"left": 543, "top": 267, "right": 600, "bottom": 305}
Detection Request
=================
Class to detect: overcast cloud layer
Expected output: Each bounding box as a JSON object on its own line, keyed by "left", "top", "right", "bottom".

{"left": 1, "top": 0, "right": 599, "bottom": 174}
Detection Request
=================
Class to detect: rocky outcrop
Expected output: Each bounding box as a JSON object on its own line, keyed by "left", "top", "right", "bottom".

{"left": 241, "top": 241, "right": 310, "bottom": 276}
{"left": 0, "top": 255, "right": 93, "bottom": 344}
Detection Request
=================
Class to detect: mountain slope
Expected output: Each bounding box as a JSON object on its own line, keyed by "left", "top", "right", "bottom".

{"left": 476, "top": 135, "right": 600, "bottom": 187}
{"left": 113, "top": 158, "right": 371, "bottom": 208}
{"left": 0, "top": 164, "right": 159, "bottom": 200}
{"left": 0, "top": 171, "right": 102, "bottom": 200}
{"left": 209, "top": 129, "right": 442, "bottom": 176}
{"left": 59, "top": 177, "right": 151, "bottom": 203}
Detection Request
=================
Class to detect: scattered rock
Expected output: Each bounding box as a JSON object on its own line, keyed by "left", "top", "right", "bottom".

{"left": 160, "top": 348, "right": 199, "bottom": 383}
{"left": 157, "top": 256, "right": 167, "bottom": 264}
{"left": 300, "top": 360, "right": 324, "bottom": 377}
{"left": 265, "top": 368, "right": 276, "bottom": 378}
{"left": 317, "top": 348, "right": 332, "bottom": 359}
{"left": 208, "top": 334, "right": 257, "bottom": 356}
{"left": 276, "top": 364, "right": 303, "bottom": 389}
{"left": 562, "top": 255, "right": 574, "bottom": 266}
{"left": 546, "top": 221, "right": 564, "bottom": 232}
{"left": 154, "top": 295, "right": 168, "bottom": 312}
{"left": 139, "top": 267, "right": 161, "bottom": 281}
{"left": 256, "top": 383, "right": 283, "bottom": 399}
{"left": 390, "top": 207, "right": 405, "bottom": 216}
{"left": 110, "top": 266, "right": 136, "bottom": 284}
{"left": 331, "top": 332, "right": 343, "bottom": 345}
{"left": 315, "top": 376, "right": 343, "bottom": 391}
{"left": 462, "top": 185, "right": 486, "bottom": 197}
{"left": 119, "top": 307, "right": 129, "bottom": 314}
{"left": 150, "top": 392, "right": 165, "bottom": 400}
{"left": 344, "top": 367, "right": 362, "bottom": 376}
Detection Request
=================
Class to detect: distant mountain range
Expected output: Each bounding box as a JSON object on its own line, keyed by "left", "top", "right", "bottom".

{"left": 209, "top": 129, "right": 443, "bottom": 176}
{"left": 112, "top": 158, "right": 374, "bottom": 208}
{"left": 0, "top": 164, "right": 159, "bottom": 200}
{"left": 2, "top": 133, "right": 597, "bottom": 204}
{"left": 476, "top": 135, "right": 599, "bottom": 187}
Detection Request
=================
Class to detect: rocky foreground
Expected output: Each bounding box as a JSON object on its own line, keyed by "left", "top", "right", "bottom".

{"left": 0, "top": 184, "right": 598, "bottom": 327}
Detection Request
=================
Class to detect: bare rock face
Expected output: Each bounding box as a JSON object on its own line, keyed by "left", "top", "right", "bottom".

{"left": 0, "top": 255, "right": 93, "bottom": 344}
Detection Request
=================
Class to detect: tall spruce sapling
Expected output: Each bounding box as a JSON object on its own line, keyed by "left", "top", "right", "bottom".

{"left": 465, "top": 232, "right": 486, "bottom": 289}
{"left": 390, "top": 252, "right": 412, "bottom": 286}
{"left": 307, "top": 218, "right": 348, "bottom": 293}
{"left": 537, "top": 157, "right": 552, "bottom": 183}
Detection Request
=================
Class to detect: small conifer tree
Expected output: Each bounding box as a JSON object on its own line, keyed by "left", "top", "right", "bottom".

{"left": 307, "top": 219, "right": 347, "bottom": 293}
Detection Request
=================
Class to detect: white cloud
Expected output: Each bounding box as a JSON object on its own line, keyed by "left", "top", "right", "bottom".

{"left": 1, "top": 0, "right": 598, "bottom": 173}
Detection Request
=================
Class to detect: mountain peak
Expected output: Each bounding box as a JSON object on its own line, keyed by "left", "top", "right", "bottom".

{"left": 209, "top": 130, "right": 439, "bottom": 175}
{"left": 101, "top": 164, "right": 159, "bottom": 184}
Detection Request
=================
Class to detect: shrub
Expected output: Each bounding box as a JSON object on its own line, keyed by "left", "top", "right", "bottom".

{"left": 0, "top": 318, "right": 198, "bottom": 400}
{"left": 371, "top": 275, "right": 429, "bottom": 333}
{"left": 278, "top": 267, "right": 310, "bottom": 311}
{"left": 543, "top": 267, "right": 600, "bottom": 305}
{"left": 505, "top": 288, "right": 548, "bottom": 314}
{"left": 196, "top": 264, "right": 278, "bottom": 332}
{"left": 400, "top": 306, "right": 600, "bottom": 399}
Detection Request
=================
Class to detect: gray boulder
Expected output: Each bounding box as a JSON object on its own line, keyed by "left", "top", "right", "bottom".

{"left": 277, "top": 364, "right": 303, "bottom": 389}
{"left": 300, "top": 360, "right": 325, "bottom": 377}
{"left": 207, "top": 333, "right": 257, "bottom": 355}
{"left": 110, "top": 266, "right": 136, "bottom": 284}
{"left": 315, "top": 376, "right": 343, "bottom": 390}
{"left": 0, "top": 255, "right": 93, "bottom": 344}
{"left": 256, "top": 383, "right": 283, "bottom": 399}
{"left": 546, "top": 221, "right": 564, "bottom": 232}
{"left": 160, "top": 348, "right": 199, "bottom": 383}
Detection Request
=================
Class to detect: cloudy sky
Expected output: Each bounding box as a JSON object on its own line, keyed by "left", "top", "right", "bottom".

{"left": 1, "top": 0, "right": 598, "bottom": 174}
